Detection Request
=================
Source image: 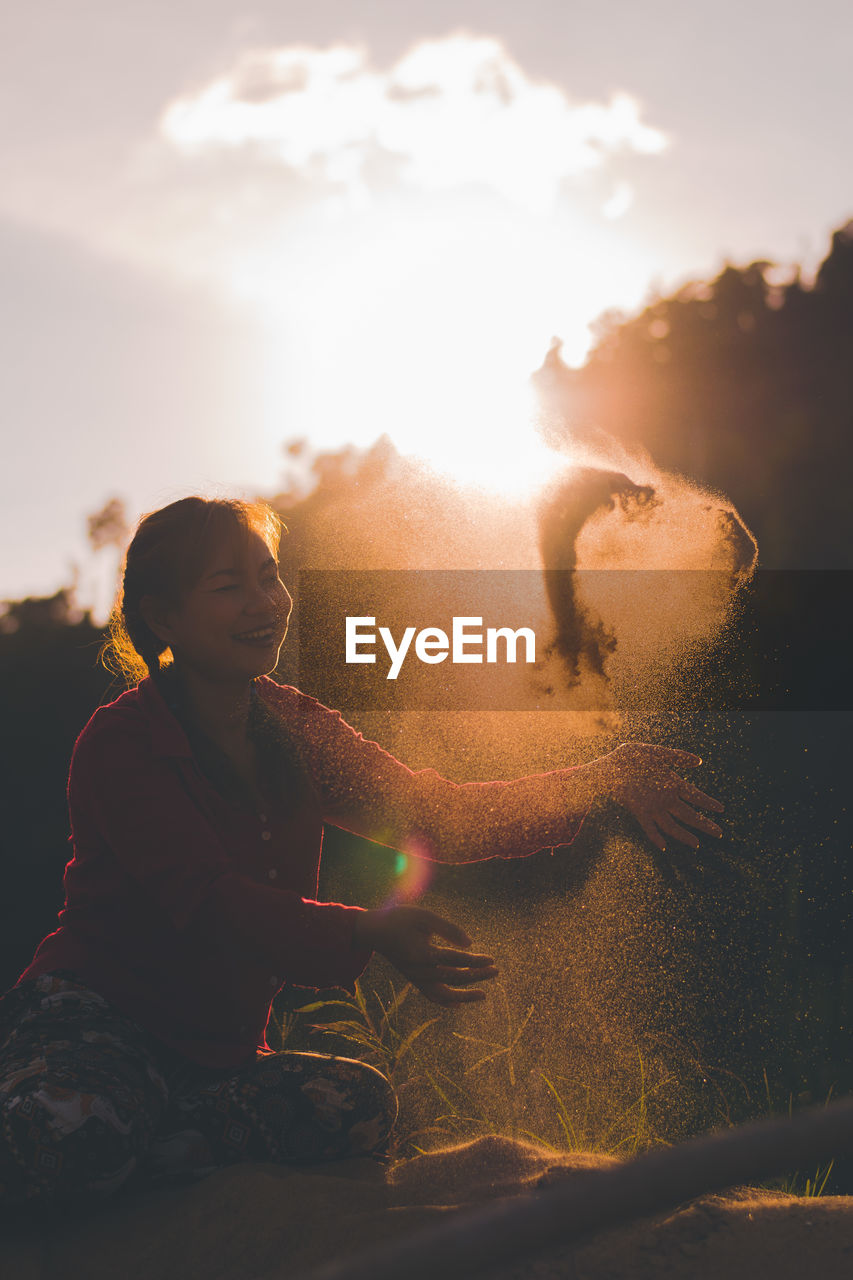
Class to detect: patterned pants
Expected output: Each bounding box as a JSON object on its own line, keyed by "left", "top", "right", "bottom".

{"left": 0, "top": 973, "right": 397, "bottom": 1212}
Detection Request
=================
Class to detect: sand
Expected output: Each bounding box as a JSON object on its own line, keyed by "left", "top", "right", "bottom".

{"left": 0, "top": 1137, "right": 850, "bottom": 1280}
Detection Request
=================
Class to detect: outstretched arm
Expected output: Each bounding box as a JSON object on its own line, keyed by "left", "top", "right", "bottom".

{"left": 265, "top": 685, "right": 723, "bottom": 861}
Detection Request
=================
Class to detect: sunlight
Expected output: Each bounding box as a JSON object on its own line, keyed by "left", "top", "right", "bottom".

{"left": 246, "top": 195, "right": 656, "bottom": 496}
{"left": 154, "top": 33, "right": 670, "bottom": 498}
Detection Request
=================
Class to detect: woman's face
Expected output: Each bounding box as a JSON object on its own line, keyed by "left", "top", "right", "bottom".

{"left": 156, "top": 525, "right": 293, "bottom": 683}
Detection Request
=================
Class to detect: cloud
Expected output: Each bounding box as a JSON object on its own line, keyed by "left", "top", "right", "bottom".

{"left": 160, "top": 34, "right": 668, "bottom": 216}
{"left": 603, "top": 181, "right": 635, "bottom": 220}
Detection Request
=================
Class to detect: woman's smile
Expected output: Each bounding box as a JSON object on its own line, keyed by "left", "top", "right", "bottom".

{"left": 232, "top": 623, "right": 281, "bottom": 647}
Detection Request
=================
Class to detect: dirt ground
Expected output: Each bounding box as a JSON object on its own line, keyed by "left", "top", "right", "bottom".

{"left": 1, "top": 1137, "right": 851, "bottom": 1280}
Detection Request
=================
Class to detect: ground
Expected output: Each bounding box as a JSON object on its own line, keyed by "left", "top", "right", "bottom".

{"left": 1, "top": 1137, "right": 851, "bottom": 1280}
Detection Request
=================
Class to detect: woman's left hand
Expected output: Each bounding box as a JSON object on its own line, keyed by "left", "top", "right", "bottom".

{"left": 352, "top": 905, "right": 499, "bottom": 1006}
{"left": 591, "top": 742, "right": 725, "bottom": 851}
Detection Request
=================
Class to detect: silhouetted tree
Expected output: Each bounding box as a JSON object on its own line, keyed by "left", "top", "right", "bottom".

{"left": 532, "top": 221, "right": 853, "bottom": 568}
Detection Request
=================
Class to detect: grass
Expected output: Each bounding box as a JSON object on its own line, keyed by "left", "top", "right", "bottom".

{"left": 777, "top": 1165, "right": 836, "bottom": 1198}
{"left": 536, "top": 1052, "right": 661, "bottom": 1158}
{"left": 759, "top": 1068, "right": 837, "bottom": 1198}
{"left": 270, "top": 977, "right": 842, "bottom": 1196}
{"left": 284, "top": 979, "right": 441, "bottom": 1095}
{"left": 271, "top": 977, "right": 678, "bottom": 1161}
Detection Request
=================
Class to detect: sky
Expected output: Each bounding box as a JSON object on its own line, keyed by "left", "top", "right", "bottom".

{"left": 2, "top": 0, "right": 852, "bottom": 608}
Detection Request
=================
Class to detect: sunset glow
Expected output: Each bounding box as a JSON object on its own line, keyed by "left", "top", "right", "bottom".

{"left": 152, "top": 35, "right": 670, "bottom": 491}
{"left": 6, "top": 5, "right": 849, "bottom": 601}
{"left": 235, "top": 191, "right": 658, "bottom": 492}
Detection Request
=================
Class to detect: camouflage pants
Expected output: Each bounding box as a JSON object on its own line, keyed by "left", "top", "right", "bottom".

{"left": 0, "top": 972, "right": 396, "bottom": 1211}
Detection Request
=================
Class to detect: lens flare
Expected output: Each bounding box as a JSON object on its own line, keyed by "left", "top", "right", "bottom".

{"left": 382, "top": 843, "right": 435, "bottom": 905}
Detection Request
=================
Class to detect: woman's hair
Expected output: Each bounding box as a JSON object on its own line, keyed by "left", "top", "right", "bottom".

{"left": 102, "top": 496, "right": 283, "bottom": 686}
{"left": 102, "top": 496, "right": 312, "bottom": 812}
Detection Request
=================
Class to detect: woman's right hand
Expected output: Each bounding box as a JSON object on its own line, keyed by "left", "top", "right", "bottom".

{"left": 352, "top": 905, "right": 498, "bottom": 1006}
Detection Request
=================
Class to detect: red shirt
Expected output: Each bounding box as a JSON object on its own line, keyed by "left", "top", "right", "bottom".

{"left": 19, "top": 676, "right": 589, "bottom": 1068}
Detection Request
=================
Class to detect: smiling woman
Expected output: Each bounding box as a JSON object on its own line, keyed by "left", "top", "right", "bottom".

{"left": 143, "top": 524, "right": 291, "bottom": 677}
{"left": 0, "top": 495, "right": 723, "bottom": 1211}
{"left": 105, "top": 497, "right": 289, "bottom": 687}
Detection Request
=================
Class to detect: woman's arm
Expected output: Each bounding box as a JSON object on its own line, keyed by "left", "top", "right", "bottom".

{"left": 270, "top": 686, "right": 723, "bottom": 861}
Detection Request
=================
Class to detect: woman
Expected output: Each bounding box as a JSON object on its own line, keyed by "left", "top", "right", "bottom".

{"left": 0, "top": 497, "right": 723, "bottom": 1210}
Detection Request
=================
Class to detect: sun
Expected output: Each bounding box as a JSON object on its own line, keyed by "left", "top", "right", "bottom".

{"left": 241, "top": 193, "right": 656, "bottom": 496}
{"left": 154, "top": 34, "right": 671, "bottom": 497}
